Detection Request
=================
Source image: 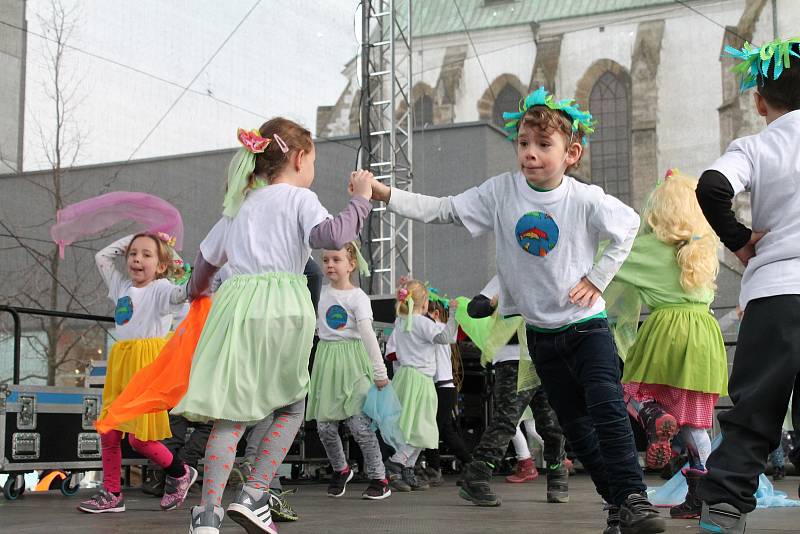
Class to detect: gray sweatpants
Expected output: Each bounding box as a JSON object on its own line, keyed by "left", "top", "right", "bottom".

{"left": 317, "top": 413, "right": 386, "bottom": 480}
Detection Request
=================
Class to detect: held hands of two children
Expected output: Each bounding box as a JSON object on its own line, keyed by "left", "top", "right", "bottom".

{"left": 569, "top": 277, "right": 601, "bottom": 308}
{"left": 348, "top": 169, "right": 375, "bottom": 200}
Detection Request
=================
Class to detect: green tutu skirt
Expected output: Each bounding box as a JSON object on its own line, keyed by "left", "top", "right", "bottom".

{"left": 622, "top": 303, "right": 728, "bottom": 395}
{"left": 306, "top": 339, "right": 373, "bottom": 422}
{"left": 393, "top": 366, "right": 438, "bottom": 449}
{"left": 172, "top": 273, "right": 315, "bottom": 423}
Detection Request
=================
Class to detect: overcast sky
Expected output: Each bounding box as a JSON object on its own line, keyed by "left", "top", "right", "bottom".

{"left": 23, "top": 0, "right": 360, "bottom": 169}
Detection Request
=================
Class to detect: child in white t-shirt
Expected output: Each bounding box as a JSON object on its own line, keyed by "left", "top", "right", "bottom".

{"left": 306, "top": 243, "right": 390, "bottom": 501}
{"left": 385, "top": 280, "right": 458, "bottom": 492}
{"left": 695, "top": 37, "right": 800, "bottom": 533}
{"left": 370, "top": 87, "right": 663, "bottom": 533}
{"left": 173, "top": 118, "right": 374, "bottom": 534}
{"left": 79, "top": 233, "right": 194, "bottom": 514}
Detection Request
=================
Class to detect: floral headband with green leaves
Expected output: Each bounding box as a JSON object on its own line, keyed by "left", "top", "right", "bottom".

{"left": 725, "top": 36, "right": 800, "bottom": 92}
{"left": 502, "top": 86, "right": 595, "bottom": 145}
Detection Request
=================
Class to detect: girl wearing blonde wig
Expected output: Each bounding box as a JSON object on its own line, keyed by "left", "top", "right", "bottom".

{"left": 610, "top": 170, "right": 728, "bottom": 520}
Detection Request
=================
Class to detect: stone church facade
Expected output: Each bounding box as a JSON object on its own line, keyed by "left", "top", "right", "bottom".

{"left": 316, "top": 0, "right": 799, "bottom": 273}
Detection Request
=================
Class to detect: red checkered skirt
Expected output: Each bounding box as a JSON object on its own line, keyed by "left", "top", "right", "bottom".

{"left": 623, "top": 381, "right": 717, "bottom": 429}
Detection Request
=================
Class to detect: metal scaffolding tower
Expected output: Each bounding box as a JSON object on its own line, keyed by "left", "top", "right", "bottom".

{"left": 359, "top": 0, "right": 412, "bottom": 296}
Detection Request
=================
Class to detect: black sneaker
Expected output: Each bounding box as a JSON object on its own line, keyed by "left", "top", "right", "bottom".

{"left": 385, "top": 460, "right": 411, "bottom": 492}
{"left": 402, "top": 466, "right": 429, "bottom": 491}
{"left": 362, "top": 478, "right": 391, "bottom": 500}
{"left": 619, "top": 493, "right": 666, "bottom": 534}
{"left": 458, "top": 461, "right": 500, "bottom": 507}
{"left": 327, "top": 468, "right": 354, "bottom": 498}
{"left": 142, "top": 469, "right": 165, "bottom": 497}
{"left": 603, "top": 503, "right": 621, "bottom": 534}
{"left": 546, "top": 462, "right": 569, "bottom": 503}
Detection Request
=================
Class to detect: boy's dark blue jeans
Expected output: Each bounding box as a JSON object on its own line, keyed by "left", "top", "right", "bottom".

{"left": 527, "top": 318, "right": 646, "bottom": 506}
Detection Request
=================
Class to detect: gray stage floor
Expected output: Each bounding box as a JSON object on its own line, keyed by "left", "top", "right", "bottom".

{"left": 2, "top": 474, "right": 799, "bottom": 533}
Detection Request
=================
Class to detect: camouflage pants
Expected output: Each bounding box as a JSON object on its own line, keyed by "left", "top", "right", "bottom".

{"left": 472, "top": 360, "right": 566, "bottom": 468}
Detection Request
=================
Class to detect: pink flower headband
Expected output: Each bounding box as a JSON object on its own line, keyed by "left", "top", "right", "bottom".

{"left": 397, "top": 287, "right": 410, "bottom": 302}
{"left": 154, "top": 231, "right": 177, "bottom": 248}
{"left": 237, "top": 128, "right": 289, "bottom": 155}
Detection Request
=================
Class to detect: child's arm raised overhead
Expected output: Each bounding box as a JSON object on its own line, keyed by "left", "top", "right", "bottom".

{"left": 95, "top": 234, "right": 134, "bottom": 296}
{"left": 432, "top": 300, "right": 460, "bottom": 345}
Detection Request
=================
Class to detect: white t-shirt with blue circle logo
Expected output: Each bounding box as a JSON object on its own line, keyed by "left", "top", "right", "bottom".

{"left": 388, "top": 173, "right": 639, "bottom": 329}
{"left": 317, "top": 285, "right": 373, "bottom": 341}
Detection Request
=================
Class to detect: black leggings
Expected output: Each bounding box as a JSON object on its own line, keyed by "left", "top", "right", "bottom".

{"left": 424, "top": 386, "right": 472, "bottom": 470}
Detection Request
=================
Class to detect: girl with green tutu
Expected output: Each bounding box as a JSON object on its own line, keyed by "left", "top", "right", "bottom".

{"left": 174, "top": 118, "right": 375, "bottom": 534}
{"left": 306, "top": 243, "right": 391, "bottom": 501}
{"left": 385, "top": 280, "right": 458, "bottom": 492}
{"left": 610, "top": 169, "right": 728, "bottom": 520}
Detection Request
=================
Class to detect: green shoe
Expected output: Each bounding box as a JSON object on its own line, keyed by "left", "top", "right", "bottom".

{"left": 269, "top": 488, "right": 299, "bottom": 522}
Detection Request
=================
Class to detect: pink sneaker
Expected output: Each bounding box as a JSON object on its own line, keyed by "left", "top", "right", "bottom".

{"left": 160, "top": 465, "right": 198, "bottom": 511}
{"left": 77, "top": 488, "right": 125, "bottom": 513}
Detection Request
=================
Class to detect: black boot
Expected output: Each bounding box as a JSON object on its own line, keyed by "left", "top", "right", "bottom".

{"left": 669, "top": 468, "right": 705, "bottom": 519}
{"left": 546, "top": 462, "right": 569, "bottom": 503}
{"left": 603, "top": 503, "right": 621, "bottom": 534}
{"left": 458, "top": 461, "right": 500, "bottom": 507}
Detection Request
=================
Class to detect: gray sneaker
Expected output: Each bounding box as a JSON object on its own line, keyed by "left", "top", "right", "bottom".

{"left": 385, "top": 459, "right": 411, "bottom": 492}
{"left": 700, "top": 502, "right": 746, "bottom": 534}
{"left": 189, "top": 504, "right": 224, "bottom": 534}
{"left": 227, "top": 485, "right": 278, "bottom": 534}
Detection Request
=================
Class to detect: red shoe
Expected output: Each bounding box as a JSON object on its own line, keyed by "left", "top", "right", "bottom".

{"left": 639, "top": 401, "right": 678, "bottom": 469}
{"left": 505, "top": 458, "right": 538, "bottom": 483}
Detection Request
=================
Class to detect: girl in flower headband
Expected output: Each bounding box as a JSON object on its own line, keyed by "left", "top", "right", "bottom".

{"left": 383, "top": 279, "right": 458, "bottom": 492}
{"left": 607, "top": 169, "right": 725, "bottom": 520}
{"left": 79, "top": 230, "right": 195, "bottom": 515}
{"left": 172, "top": 116, "right": 375, "bottom": 533}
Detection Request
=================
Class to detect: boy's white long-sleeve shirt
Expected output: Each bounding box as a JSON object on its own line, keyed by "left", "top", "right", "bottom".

{"left": 387, "top": 172, "right": 639, "bottom": 329}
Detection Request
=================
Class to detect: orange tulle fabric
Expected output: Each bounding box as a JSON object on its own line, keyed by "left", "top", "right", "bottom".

{"left": 95, "top": 296, "right": 212, "bottom": 434}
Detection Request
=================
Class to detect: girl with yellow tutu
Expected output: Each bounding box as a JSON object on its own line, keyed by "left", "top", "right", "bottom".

{"left": 78, "top": 232, "right": 195, "bottom": 514}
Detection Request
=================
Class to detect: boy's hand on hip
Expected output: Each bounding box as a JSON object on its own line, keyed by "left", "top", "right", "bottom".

{"left": 734, "top": 230, "right": 766, "bottom": 267}
{"left": 569, "top": 277, "right": 601, "bottom": 308}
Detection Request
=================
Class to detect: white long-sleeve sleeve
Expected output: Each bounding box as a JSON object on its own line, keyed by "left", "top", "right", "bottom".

{"left": 586, "top": 195, "right": 640, "bottom": 291}
{"left": 357, "top": 319, "right": 388, "bottom": 381}
{"left": 387, "top": 188, "right": 463, "bottom": 225}
{"left": 432, "top": 313, "right": 458, "bottom": 345}
{"left": 95, "top": 234, "right": 134, "bottom": 299}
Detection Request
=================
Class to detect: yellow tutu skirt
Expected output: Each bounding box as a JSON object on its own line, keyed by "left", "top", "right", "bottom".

{"left": 98, "top": 338, "right": 172, "bottom": 441}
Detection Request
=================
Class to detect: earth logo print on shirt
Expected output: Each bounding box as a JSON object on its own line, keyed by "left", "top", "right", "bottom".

{"left": 114, "top": 296, "right": 134, "bottom": 326}
{"left": 515, "top": 211, "right": 559, "bottom": 257}
{"left": 325, "top": 304, "right": 348, "bottom": 330}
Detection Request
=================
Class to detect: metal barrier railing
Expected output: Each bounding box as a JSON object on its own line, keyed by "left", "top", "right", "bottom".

{"left": 0, "top": 305, "right": 114, "bottom": 385}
